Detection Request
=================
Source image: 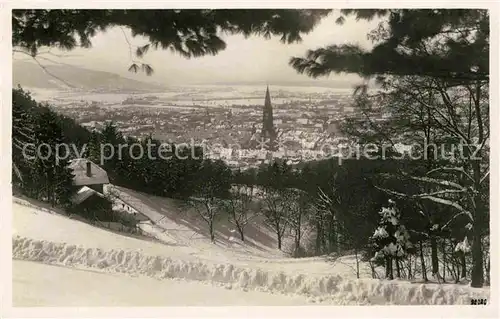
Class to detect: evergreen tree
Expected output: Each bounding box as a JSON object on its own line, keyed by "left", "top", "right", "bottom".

{"left": 52, "top": 158, "right": 75, "bottom": 208}
{"left": 31, "top": 108, "right": 74, "bottom": 206}
{"left": 85, "top": 130, "right": 102, "bottom": 164}
{"left": 370, "top": 200, "right": 413, "bottom": 279}
{"left": 290, "top": 9, "right": 488, "bottom": 83}
{"left": 99, "top": 121, "right": 123, "bottom": 174}
{"left": 12, "top": 88, "right": 36, "bottom": 190}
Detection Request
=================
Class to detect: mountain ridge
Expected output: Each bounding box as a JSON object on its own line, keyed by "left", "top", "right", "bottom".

{"left": 13, "top": 60, "right": 167, "bottom": 92}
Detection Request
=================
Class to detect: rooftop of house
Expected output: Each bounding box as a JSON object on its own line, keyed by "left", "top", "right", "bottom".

{"left": 70, "top": 186, "right": 105, "bottom": 205}
{"left": 69, "top": 158, "right": 110, "bottom": 186}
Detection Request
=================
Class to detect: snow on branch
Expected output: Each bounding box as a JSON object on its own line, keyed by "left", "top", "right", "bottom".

{"left": 374, "top": 186, "right": 410, "bottom": 199}
{"left": 419, "top": 195, "right": 473, "bottom": 221}
{"left": 426, "top": 166, "right": 474, "bottom": 182}
{"left": 404, "top": 174, "right": 465, "bottom": 190}
{"left": 441, "top": 211, "right": 473, "bottom": 230}
{"left": 317, "top": 187, "right": 337, "bottom": 205}
{"left": 13, "top": 164, "right": 23, "bottom": 182}
{"left": 375, "top": 186, "right": 472, "bottom": 222}
{"left": 413, "top": 189, "right": 466, "bottom": 198}
{"left": 480, "top": 170, "right": 489, "bottom": 184}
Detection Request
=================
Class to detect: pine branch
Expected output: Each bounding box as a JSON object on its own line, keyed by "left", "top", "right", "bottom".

{"left": 119, "top": 27, "right": 154, "bottom": 76}
{"left": 403, "top": 173, "right": 466, "bottom": 190}
{"left": 426, "top": 166, "right": 475, "bottom": 183}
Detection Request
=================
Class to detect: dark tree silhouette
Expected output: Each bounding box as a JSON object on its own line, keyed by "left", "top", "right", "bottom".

{"left": 13, "top": 9, "right": 331, "bottom": 74}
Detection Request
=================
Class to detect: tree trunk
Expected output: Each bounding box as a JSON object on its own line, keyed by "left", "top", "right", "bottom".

{"left": 294, "top": 227, "right": 301, "bottom": 257}
{"left": 315, "top": 220, "right": 322, "bottom": 255}
{"left": 396, "top": 258, "right": 401, "bottom": 278}
{"left": 408, "top": 255, "right": 413, "bottom": 280}
{"left": 385, "top": 258, "right": 390, "bottom": 279}
{"left": 293, "top": 208, "right": 302, "bottom": 257}
{"left": 419, "top": 240, "right": 428, "bottom": 282}
{"left": 46, "top": 174, "right": 51, "bottom": 204}
{"left": 354, "top": 248, "right": 360, "bottom": 279}
{"left": 386, "top": 257, "right": 393, "bottom": 280}
{"left": 370, "top": 261, "right": 377, "bottom": 279}
{"left": 452, "top": 256, "right": 460, "bottom": 283}
{"left": 328, "top": 215, "right": 336, "bottom": 253}
{"left": 273, "top": 217, "right": 283, "bottom": 250}
{"left": 431, "top": 236, "right": 439, "bottom": 276}
{"left": 442, "top": 239, "right": 447, "bottom": 282}
{"left": 485, "top": 255, "right": 490, "bottom": 286}
{"left": 209, "top": 219, "right": 215, "bottom": 243}
{"left": 470, "top": 230, "right": 484, "bottom": 287}
{"left": 236, "top": 222, "right": 245, "bottom": 241}
{"left": 389, "top": 257, "right": 394, "bottom": 280}
{"left": 470, "top": 160, "right": 484, "bottom": 288}
{"left": 460, "top": 253, "right": 467, "bottom": 278}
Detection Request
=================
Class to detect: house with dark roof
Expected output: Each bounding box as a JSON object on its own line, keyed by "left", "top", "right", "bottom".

{"left": 67, "top": 159, "right": 154, "bottom": 231}
{"left": 68, "top": 159, "right": 112, "bottom": 219}
{"left": 68, "top": 158, "right": 110, "bottom": 194}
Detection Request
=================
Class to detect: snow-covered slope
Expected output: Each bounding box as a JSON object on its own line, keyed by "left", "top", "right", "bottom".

{"left": 105, "top": 185, "right": 290, "bottom": 259}
{"left": 12, "top": 196, "right": 363, "bottom": 277}
{"left": 12, "top": 195, "right": 490, "bottom": 306}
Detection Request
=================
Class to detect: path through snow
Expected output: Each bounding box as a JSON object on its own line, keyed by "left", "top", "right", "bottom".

{"left": 13, "top": 260, "right": 309, "bottom": 306}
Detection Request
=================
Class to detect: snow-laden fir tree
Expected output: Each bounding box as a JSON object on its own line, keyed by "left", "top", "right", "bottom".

{"left": 370, "top": 199, "right": 412, "bottom": 279}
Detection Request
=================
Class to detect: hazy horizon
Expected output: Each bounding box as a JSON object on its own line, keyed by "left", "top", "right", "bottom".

{"left": 12, "top": 12, "right": 380, "bottom": 86}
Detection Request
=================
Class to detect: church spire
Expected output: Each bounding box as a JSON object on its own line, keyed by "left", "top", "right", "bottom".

{"left": 265, "top": 85, "right": 271, "bottom": 106}
{"left": 262, "top": 85, "right": 276, "bottom": 150}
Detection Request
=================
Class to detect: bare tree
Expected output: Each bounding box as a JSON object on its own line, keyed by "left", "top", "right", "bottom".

{"left": 261, "top": 187, "right": 290, "bottom": 250}
{"left": 286, "top": 189, "right": 312, "bottom": 257}
{"left": 189, "top": 197, "right": 221, "bottom": 243}
{"left": 189, "top": 159, "right": 232, "bottom": 243}
{"left": 315, "top": 184, "right": 341, "bottom": 254}
{"left": 223, "top": 184, "right": 258, "bottom": 241}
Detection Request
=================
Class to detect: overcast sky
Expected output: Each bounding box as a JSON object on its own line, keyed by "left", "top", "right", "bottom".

{"left": 14, "top": 13, "right": 380, "bottom": 85}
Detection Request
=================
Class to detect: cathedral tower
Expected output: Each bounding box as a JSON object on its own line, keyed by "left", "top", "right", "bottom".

{"left": 262, "top": 85, "right": 276, "bottom": 150}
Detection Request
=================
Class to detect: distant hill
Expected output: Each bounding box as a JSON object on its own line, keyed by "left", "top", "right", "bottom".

{"left": 13, "top": 60, "right": 167, "bottom": 92}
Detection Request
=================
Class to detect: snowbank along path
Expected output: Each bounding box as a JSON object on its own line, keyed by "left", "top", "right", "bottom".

{"left": 12, "top": 191, "right": 490, "bottom": 305}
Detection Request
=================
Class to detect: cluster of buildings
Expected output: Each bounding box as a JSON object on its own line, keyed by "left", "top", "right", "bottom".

{"left": 49, "top": 85, "right": 363, "bottom": 169}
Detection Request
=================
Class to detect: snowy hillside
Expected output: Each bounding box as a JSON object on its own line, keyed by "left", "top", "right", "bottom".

{"left": 12, "top": 190, "right": 490, "bottom": 306}
{"left": 105, "top": 185, "right": 298, "bottom": 259}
